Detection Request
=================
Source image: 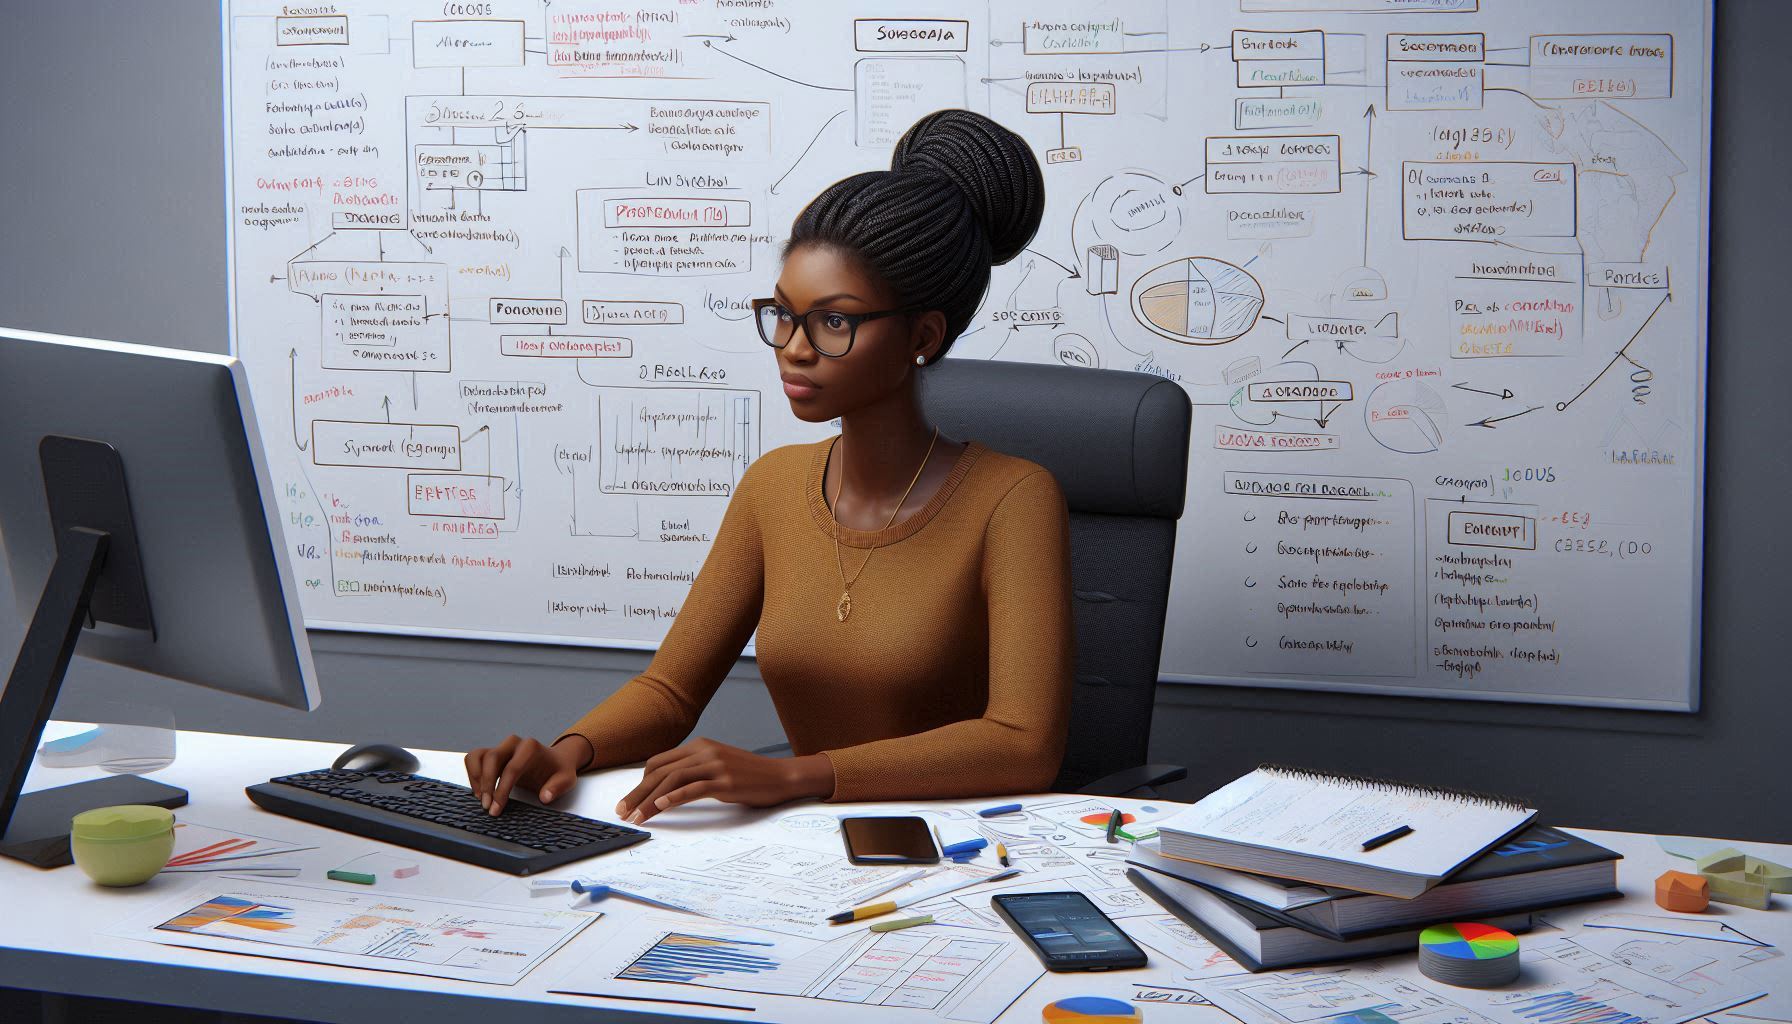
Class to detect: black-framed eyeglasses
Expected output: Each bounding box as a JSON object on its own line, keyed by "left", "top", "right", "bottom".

{"left": 751, "top": 298, "right": 923, "bottom": 358}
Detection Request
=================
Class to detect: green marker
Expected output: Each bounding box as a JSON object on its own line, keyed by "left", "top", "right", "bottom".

{"left": 868, "top": 914, "right": 933, "bottom": 933}
{"left": 328, "top": 869, "right": 376, "bottom": 885}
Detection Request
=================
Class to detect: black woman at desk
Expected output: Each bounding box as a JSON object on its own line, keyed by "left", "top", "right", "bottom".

{"left": 466, "top": 109, "right": 1075, "bottom": 826}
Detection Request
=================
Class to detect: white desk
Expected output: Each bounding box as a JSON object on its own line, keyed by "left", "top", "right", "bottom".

{"left": 3, "top": 722, "right": 1788, "bottom": 1024}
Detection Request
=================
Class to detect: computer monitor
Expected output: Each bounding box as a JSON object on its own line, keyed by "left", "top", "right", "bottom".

{"left": 0, "top": 328, "right": 320, "bottom": 866}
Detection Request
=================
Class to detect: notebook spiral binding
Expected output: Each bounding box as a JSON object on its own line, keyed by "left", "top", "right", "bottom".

{"left": 1256, "top": 763, "right": 1532, "bottom": 813}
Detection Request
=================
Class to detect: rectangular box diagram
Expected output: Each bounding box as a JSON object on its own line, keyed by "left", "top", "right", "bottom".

{"left": 1207, "top": 135, "right": 1342, "bottom": 194}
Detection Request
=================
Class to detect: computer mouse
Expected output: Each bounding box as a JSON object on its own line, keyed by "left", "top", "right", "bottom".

{"left": 332, "top": 742, "right": 421, "bottom": 774}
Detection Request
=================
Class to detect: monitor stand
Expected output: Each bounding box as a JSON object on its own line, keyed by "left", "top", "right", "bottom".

{"left": 0, "top": 438, "right": 187, "bottom": 868}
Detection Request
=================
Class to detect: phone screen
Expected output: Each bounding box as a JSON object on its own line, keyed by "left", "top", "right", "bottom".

{"left": 839, "top": 816, "right": 940, "bottom": 864}
{"left": 994, "top": 892, "right": 1147, "bottom": 970}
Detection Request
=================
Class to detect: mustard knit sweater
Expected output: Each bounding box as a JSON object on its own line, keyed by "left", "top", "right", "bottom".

{"left": 555, "top": 435, "right": 1076, "bottom": 801}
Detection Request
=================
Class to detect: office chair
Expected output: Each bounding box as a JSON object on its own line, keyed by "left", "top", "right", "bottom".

{"left": 757, "top": 357, "right": 1193, "bottom": 799}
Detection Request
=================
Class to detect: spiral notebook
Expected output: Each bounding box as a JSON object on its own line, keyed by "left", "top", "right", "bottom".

{"left": 1154, "top": 765, "right": 1537, "bottom": 899}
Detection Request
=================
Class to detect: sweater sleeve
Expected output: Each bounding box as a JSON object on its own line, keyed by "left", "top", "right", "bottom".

{"left": 554, "top": 462, "right": 766, "bottom": 770}
{"left": 822, "top": 469, "right": 1075, "bottom": 801}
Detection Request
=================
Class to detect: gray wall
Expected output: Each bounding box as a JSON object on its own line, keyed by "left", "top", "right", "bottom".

{"left": 3, "top": 2, "right": 1783, "bottom": 843}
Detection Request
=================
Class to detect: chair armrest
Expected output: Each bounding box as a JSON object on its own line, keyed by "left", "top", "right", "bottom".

{"left": 1077, "top": 763, "right": 1187, "bottom": 798}
{"left": 752, "top": 741, "right": 793, "bottom": 758}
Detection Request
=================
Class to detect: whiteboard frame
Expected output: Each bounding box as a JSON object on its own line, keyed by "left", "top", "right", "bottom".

{"left": 220, "top": 2, "right": 1711, "bottom": 712}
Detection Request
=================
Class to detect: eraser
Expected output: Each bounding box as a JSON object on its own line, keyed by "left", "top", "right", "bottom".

{"left": 327, "top": 869, "right": 376, "bottom": 885}
{"left": 391, "top": 862, "right": 420, "bottom": 879}
{"left": 934, "top": 822, "right": 986, "bottom": 855}
{"left": 1654, "top": 870, "right": 1708, "bottom": 913}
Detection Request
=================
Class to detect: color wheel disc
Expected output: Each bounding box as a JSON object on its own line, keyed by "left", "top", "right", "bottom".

{"left": 1418, "top": 922, "right": 1519, "bottom": 988}
{"left": 1420, "top": 922, "right": 1519, "bottom": 959}
{"left": 1043, "top": 996, "right": 1142, "bottom": 1022}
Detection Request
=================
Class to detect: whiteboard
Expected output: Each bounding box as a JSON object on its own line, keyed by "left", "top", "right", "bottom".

{"left": 223, "top": 0, "right": 1710, "bottom": 710}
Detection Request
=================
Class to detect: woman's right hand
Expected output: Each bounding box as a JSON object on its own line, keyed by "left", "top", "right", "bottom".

{"left": 465, "top": 734, "right": 590, "bottom": 816}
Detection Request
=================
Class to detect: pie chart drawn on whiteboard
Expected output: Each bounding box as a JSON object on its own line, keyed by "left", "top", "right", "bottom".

{"left": 1366, "top": 380, "right": 1448, "bottom": 454}
{"left": 1130, "top": 256, "right": 1265, "bottom": 345}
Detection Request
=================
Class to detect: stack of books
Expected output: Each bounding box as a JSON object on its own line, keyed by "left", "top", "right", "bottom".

{"left": 1125, "top": 765, "right": 1621, "bottom": 971}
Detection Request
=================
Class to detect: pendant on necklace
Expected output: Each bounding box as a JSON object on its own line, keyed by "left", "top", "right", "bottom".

{"left": 837, "top": 590, "right": 852, "bottom": 622}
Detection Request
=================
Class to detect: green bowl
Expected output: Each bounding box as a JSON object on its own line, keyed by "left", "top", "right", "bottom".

{"left": 70, "top": 804, "right": 175, "bottom": 886}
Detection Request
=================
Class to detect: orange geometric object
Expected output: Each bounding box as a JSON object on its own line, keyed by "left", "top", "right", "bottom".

{"left": 1655, "top": 869, "right": 1709, "bottom": 913}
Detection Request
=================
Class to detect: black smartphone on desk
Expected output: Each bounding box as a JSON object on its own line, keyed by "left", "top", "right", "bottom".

{"left": 992, "top": 891, "right": 1149, "bottom": 972}
{"left": 840, "top": 815, "right": 940, "bottom": 865}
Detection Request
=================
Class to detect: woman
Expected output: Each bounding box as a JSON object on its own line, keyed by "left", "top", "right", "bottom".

{"left": 466, "top": 109, "right": 1075, "bottom": 825}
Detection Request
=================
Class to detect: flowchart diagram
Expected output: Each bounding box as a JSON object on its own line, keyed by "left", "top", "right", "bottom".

{"left": 225, "top": 0, "right": 1711, "bottom": 708}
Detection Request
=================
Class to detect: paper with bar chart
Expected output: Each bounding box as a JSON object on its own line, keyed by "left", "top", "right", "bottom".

{"left": 113, "top": 878, "right": 596, "bottom": 985}
{"left": 552, "top": 911, "right": 1042, "bottom": 1022}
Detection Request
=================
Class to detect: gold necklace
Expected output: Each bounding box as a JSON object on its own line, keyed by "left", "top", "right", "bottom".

{"left": 830, "top": 426, "right": 939, "bottom": 622}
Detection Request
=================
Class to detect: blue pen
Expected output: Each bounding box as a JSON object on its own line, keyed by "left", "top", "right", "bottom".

{"left": 569, "top": 879, "right": 611, "bottom": 899}
{"left": 977, "top": 803, "right": 1023, "bottom": 818}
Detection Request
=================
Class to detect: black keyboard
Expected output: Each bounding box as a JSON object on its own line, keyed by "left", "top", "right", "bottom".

{"left": 245, "top": 768, "right": 649, "bottom": 875}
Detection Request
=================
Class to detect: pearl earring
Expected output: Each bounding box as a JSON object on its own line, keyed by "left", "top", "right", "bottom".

{"left": 915, "top": 354, "right": 925, "bottom": 365}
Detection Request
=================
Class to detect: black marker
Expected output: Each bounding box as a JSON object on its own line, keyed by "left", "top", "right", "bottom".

{"left": 1361, "top": 824, "right": 1413, "bottom": 851}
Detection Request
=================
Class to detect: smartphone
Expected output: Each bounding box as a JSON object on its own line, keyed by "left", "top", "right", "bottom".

{"left": 840, "top": 815, "right": 940, "bottom": 865}
{"left": 992, "top": 891, "right": 1149, "bottom": 971}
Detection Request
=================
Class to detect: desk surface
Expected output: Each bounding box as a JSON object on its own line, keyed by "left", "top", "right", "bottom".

{"left": 4, "top": 722, "right": 1787, "bottom": 1024}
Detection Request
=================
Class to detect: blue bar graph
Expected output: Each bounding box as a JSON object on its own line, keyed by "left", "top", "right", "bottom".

{"left": 619, "top": 932, "right": 782, "bottom": 984}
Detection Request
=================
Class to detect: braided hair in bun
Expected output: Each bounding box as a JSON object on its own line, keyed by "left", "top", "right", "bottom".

{"left": 785, "top": 109, "right": 1045, "bottom": 362}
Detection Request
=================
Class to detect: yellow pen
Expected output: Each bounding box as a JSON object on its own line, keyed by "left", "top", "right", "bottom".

{"left": 827, "top": 868, "right": 1021, "bottom": 923}
{"left": 997, "top": 842, "right": 1009, "bottom": 867}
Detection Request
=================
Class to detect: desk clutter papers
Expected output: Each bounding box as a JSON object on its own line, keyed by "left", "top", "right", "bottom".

{"left": 109, "top": 877, "right": 596, "bottom": 986}
{"left": 570, "top": 833, "right": 1030, "bottom": 940}
{"left": 1520, "top": 922, "right": 1782, "bottom": 1022}
{"left": 1153, "top": 765, "right": 1538, "bottom": 898}
{"left": 1018, "top": 797, "right": 1179, "bottom": 844}
{"left": 1583, "top": 911, "right": 1774, "bottom": 945}
{"left": 550, "top": 911, "right": 1043, "bottom": 1022}
{"left": 1122, "top": 914, "right": 1249, "bottom": 980}
{"left": 1193, "top": 919, "right": 1783, "bottom": 1024}
{"left": 159, "top": 821, "right": 317, "bottom": 873}
{"left": 594, "top": 835, "right": 1032, "bottom": 939}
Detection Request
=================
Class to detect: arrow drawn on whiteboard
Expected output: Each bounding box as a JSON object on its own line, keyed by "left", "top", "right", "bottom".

{"left": 704, "top": 40, "right": 851, "bottom": 92}
{"left": 1452, "top": 382, "right": 1516, "bottom": 400}
{"left": 463, "top": 424, "right": 491, "bottom": 472}
{"left": 1023, "top": 248, "right": 1081, "bottom": 279}
{"left": 288, "top": 349, "right": 308, "bottom": 451}
{"left": 293, "top": 231, "right": 335, "bottom": 262}
{"left": 1557, "top": 291, "right": 1672, "bottom": 412}
{"left": 1361, "top": 104, "right": 1377, "bottom": 267}
{"left": 1467, "top": 406, "right": 1543, "bottom": 429}
{"left": 771, "top": 110, "right": 846, "bottom": 195}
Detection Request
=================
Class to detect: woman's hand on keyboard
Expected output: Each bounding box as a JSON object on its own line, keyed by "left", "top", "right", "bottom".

{"left": 465, "top": 734, "right": 586, "bottom": 816}
{"left": 614, "top": 737, "right": 835, "bottom": 825}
